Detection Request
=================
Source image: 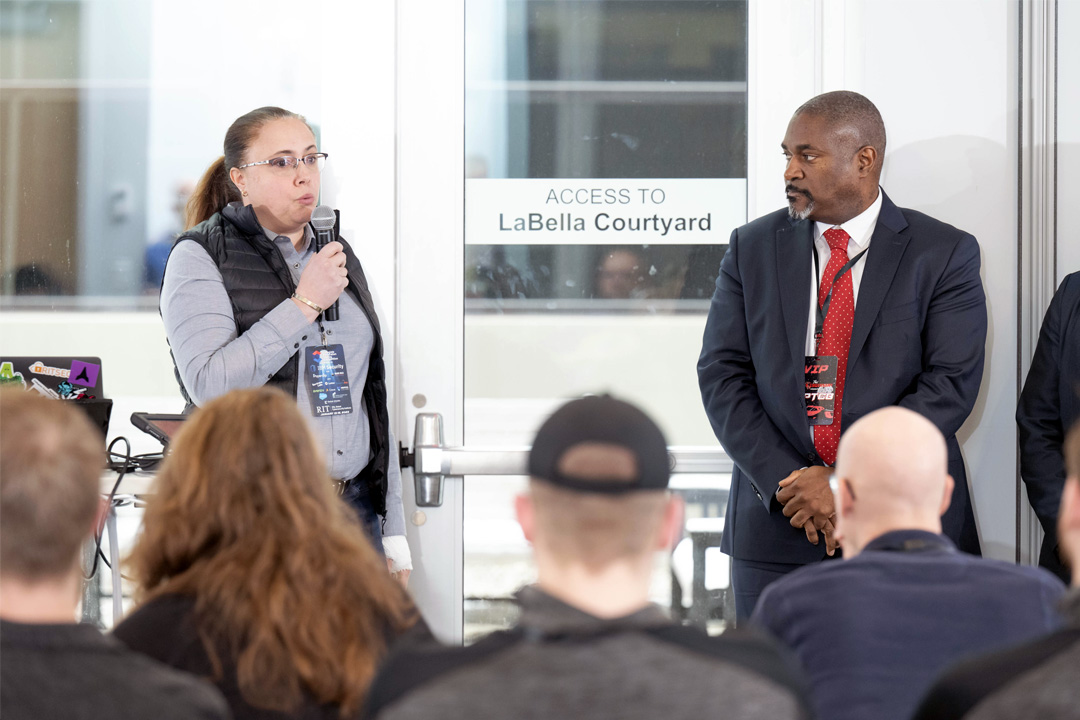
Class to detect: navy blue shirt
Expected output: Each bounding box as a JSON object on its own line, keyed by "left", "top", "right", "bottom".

{"left": 751, "top": 529, "right": 1066, "bottom": 720}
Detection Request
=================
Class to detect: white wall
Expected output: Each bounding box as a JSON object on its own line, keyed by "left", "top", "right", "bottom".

{"left": 1059, "top": 0, "right": 1080, "bottom": 282}
{"left": 859, "top": 0, "right": 1019, "bottom": 561}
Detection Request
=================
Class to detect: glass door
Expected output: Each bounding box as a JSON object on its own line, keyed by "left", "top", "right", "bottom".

{"left": 398, "top": 0, "right": 748, "bottom": 643}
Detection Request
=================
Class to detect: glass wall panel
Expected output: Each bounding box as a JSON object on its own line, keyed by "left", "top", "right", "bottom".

{"left": 0, "top": 0, "right": 324, "bottom": 307}
{"left": 463, "top": 0, "right": 746, "bottom": 637}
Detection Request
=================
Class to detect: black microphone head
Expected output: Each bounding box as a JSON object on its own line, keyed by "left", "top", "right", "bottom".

{"left": 311, "top": 205, "right": 335, "bottom": 231}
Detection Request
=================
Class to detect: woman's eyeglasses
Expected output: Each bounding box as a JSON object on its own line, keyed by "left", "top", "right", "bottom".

{"left": 238, "top": 152, "right": 328, "bottom": 172}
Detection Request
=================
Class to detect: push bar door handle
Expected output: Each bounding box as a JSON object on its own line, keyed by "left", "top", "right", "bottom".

{"left": 408, "top": 412, "right": 733, "bottom": 507}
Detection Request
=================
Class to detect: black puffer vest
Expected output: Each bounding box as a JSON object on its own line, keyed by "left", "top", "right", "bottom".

{"left": 163, "top": 203, "right": 390, "bottom": 515}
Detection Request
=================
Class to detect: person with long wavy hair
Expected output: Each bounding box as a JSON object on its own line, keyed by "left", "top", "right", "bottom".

{"left": 113, "top": 387, "right": 422, "bottom": 719}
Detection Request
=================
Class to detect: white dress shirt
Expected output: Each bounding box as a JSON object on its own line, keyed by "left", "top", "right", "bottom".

{"left": 804, "top": 188, "right": 884, "bottom": 356}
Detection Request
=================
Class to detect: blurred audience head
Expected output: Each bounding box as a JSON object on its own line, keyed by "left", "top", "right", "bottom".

{"left": 13, "top": 264, "right": 64, "bottom": 296}
{"left": 0, "top": 390, "right": 103, "bottom": 619}
{"left": 518, "top": 395, "right": 681, "bottom": 575}
{"left": 833, "top": 406, "right": 954, "bottom": 556}
{"left": 1061, "top": 421, "right": 1080, "bottom": 585}
{"left": 127, "top": 386, "right": 414, "bottom": 715}
{"left": 596, "top": 248, "right": 648, "bottom": 299}
{"left": 171, "top": 179, "right": 196, "bottom": 224}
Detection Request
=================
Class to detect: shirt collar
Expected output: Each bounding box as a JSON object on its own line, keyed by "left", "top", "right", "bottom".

{"left": 0, "top": 618, "right": 116, "bottom": 650}
{"left": 515, "top": 585, "right": 669, "bottom": 637}
{"left": 262, "top": 224, "right": 313, "bottom": 253}
{"left": 861, "top": 528, "right": 955, "bottom": 554}
{"left": 814, "top": 186, "right": 883, "bottom": 251}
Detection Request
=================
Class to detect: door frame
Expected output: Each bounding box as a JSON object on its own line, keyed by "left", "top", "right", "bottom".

{"left": 395, "top": 0, "right": 467, "bottom": 642}
{"left": 392, "top": 0, "right": 813, "bottom": 644}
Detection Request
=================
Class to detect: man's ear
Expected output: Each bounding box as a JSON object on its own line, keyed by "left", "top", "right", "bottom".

{"left": 856, "top": 145, "right": 878, "bottom": 177}
{"left": 655, "top": 495, "right": 685, "bottom": 551}
{"left": 939, "top": 474, "right": 955, "bottom": 517}
{"left": 515, "top": 492, "right": 535, "bottom": 544}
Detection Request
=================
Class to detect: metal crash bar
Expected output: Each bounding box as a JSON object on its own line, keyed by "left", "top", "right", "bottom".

{"left": 402, "top": 412, "right": 733, "bottom": 507}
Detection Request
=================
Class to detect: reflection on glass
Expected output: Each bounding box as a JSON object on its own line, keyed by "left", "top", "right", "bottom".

{"left": 466, "top": 243, "right": 727, "bottom": 304}
{"left": 467, "top": 0, "right": 747, "bottom": 180}
{"left": 465, "top": 0, "right": 745, "bottom": 314}
{"left": 1, "top": 1, "right": 324, "bottom": 305}
{"left": 1, "top": 2, "right": 82, "bottom": 298}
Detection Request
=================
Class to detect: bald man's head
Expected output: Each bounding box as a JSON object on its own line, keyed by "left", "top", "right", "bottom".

{"left": 833, "top": 407, "right": 954, "bottom": 554}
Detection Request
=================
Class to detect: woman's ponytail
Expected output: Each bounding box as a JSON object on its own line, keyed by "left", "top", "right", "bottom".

{"left": 184, "top": 156, "right": 239, "bottom": 229}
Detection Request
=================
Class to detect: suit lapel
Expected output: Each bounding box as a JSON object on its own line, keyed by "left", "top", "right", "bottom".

{"left": 848, "top": 193, "right": 910, "bottom": 372}
{"left": 776, "top": 219, "right": 814, "bottom": 380}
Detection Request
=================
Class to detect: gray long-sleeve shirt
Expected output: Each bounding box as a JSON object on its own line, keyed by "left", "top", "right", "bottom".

{"left": 160, "top": 226, "right": 405, "bottom": 538}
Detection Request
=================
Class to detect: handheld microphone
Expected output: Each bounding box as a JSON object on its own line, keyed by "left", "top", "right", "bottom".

{"left": 310, "top": 204, "right": 340, "bottom": 322}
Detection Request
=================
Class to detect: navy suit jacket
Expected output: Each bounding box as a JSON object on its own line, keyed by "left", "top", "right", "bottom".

{"left": 751, "top": 530, "right": 1066, "bottom": 720}
{"left": 698, "top": 192, "right": 986, "bottom": 563}
{"left": 1017, "top": 271, "right": 1080, "bottom": 579}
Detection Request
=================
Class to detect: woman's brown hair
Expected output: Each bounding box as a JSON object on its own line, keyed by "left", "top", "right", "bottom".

{"left": 127, "top": 387, "right": 416, "bottom": 716}
{"left": 185, "top": 106, "right": 309, "bottom": 229}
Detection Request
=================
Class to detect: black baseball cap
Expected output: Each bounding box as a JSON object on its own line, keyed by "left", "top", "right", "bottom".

{"left": 527, "top": 395, "right": 671, "bottom": 494}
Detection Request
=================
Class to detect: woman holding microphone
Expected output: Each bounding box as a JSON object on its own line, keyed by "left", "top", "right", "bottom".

{"left": 160, "top": 106, "right": 410, "bottom": 581}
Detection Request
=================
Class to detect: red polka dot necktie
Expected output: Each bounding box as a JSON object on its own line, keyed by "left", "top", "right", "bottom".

{"left": 814, "top": 228, "right": 854, "bottom": 466}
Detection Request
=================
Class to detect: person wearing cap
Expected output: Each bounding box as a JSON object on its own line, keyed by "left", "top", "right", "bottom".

{"left": 751, "top": 407, "right": 1064, "bottom": 720}
{"left": 361, "top": 395, "right": 814, "bottom": 720}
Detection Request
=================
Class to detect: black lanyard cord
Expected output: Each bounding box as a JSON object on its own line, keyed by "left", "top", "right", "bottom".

{"left": 813, "top": 243, "right": 869, "bottom": 347}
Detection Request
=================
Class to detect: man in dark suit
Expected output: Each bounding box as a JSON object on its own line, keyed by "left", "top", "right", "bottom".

{"left": 697, "top": 90, "right": 987, "bottom": 619}
{"left": 752, "top": 407, "right": 1065, "bottom": 720}
{"left": 1017, "top": 271, "right": 1080, "bottom": 582}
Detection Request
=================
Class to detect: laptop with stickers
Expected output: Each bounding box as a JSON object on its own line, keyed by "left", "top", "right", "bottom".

{"left": 0, "top": 356, "right": 111, "bottom": 438}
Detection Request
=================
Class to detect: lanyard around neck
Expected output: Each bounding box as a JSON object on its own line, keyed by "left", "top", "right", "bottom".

{"left": 813, "top": 241, "right": 869, "bottom": 347}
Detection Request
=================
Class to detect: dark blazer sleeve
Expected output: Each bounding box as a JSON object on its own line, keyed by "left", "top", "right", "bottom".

{"left": 895, "top": 233, "right": 986, "bottom": 439}
{"left": 698, "top": 228, "right": 809, "bottom": 505}
{"left": 1016, "top": 274, "right": 1073, "bottom": 535}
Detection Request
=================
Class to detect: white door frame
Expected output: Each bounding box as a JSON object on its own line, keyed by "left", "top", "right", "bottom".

{"left": 396, "top": 0, "right": 467, "bottom": 643}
